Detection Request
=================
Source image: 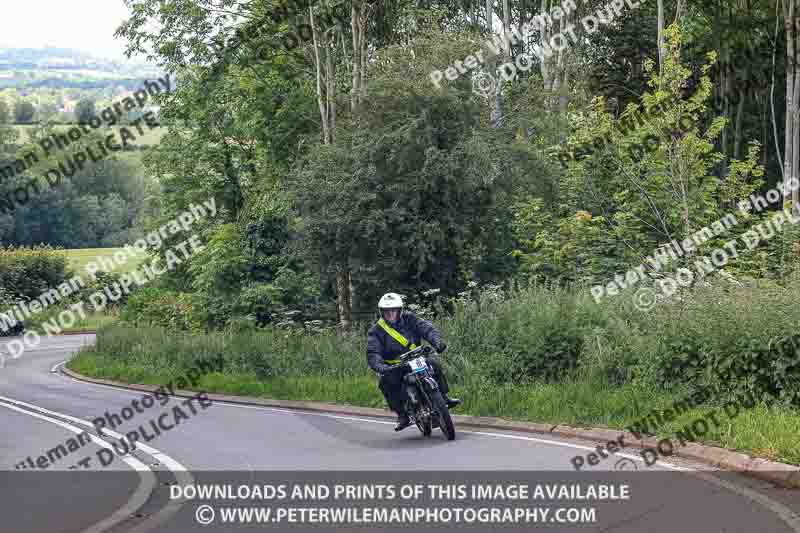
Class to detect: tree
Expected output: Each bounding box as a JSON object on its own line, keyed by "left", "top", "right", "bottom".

{"left": 36, "top": 102, "right": 59, "bottom": 123}
{"left": 14, "top": 101, "right": 35, "bottom": 124}
{"left": 783, "top": 0, "right": 800, "bottom": 212}
{"left": 294, "top": 41, "right": 533, "bottom": 306}
{"left": 0, "top": 101, "right": 9, "bottom": 124}
{"left": 75, "top": 99, "right": 97, "bottom": 124}
{"left": 543, "top": 26, "right": 765, "bottom": 284}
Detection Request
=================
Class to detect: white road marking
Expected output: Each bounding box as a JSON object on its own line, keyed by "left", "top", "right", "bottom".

{"left": 209, "top": 402, "right": 693, "bottom": 468}
{"left": 0, "top": 393, "right": 194, "bottom": 533}
{"left": 1, "top": 342, "right": 90, "bottom": 354}
{"left": 0, "top": 399, "right": 156, "bottom": 533}
{"left": 173, "top": 399, "right": 800, "bottom": 531}
{"left": 0, "top": 393, "right": 191, "bottom": 475}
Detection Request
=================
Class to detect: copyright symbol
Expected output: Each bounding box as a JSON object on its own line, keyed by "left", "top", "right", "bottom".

{"left": 614, "top": 458, "right": 638, "bottom": 471}
{"left": 472, "top": 72, "right": 497, "bottom": 98}
{"left": 633, "top": 287, "right": 657, "bottom": 311}
{"left": 196, "top": 504, "right": 215, "bottom": 525}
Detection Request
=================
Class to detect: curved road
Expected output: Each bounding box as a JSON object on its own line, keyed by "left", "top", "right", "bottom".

{"left": 1, "top": 335, "right": 798, "bottom": 532}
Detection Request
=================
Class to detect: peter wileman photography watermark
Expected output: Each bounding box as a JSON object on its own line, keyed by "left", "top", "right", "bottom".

{"left": 589, "top": 178, "right": 800, "bottom": 310}
{"left": 429, "top": 0, "right": 645, "bottom": 97}
{"left": 569, "top": 385, "right": 756, "bottom": 470}
{"left": 0, "top": 75, "right": 171, "bottom": 214}
{"left": 636, "top": 392, "right": 757, "bottom": 468}
{"left": 0, "top": 198, "right": 217, "bottom": 365}
{"left": 13, "top": 357, "right": 220, "bottom": 470}
{"left": 207, "top": 0, "right": 350, "bottom": 72}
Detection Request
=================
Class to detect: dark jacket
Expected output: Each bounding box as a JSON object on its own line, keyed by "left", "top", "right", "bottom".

{"left": 366, "top": 311, "right": 442, "bottom": 373}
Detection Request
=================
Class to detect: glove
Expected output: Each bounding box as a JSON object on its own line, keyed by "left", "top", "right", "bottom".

{"left": 376, "top": 363, "right": 391, "bottom": 376}
{"left": 435, "top": 342, "right": 447, "bottom": 354}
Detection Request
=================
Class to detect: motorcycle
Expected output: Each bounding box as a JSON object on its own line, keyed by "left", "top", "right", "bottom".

{"left": 385, "top": 345, "right": 456, "bottom": 441}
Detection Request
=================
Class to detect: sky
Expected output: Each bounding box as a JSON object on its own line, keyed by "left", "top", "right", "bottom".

{"left": 0, "top": 0, "right": 133, "bottom": 60}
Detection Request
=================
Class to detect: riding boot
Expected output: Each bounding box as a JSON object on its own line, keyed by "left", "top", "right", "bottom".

{"left": 394, "top": 413, "right": 412, "bottom": 431}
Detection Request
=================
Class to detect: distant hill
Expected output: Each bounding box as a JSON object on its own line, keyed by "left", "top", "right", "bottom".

{"left": 0, "top": 47, "right": 163, "bottom": 90}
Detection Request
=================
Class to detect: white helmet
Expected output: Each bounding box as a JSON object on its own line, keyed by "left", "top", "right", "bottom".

{"left": 378, "top": 292, "right": 403, "bottom": 311}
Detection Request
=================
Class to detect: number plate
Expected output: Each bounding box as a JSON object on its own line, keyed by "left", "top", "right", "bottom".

{"left": 408, "top": 357, "right": 428, "bottom": 373}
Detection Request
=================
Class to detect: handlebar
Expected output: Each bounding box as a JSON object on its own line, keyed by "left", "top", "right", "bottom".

{"left": 379, "top": 345, "right": 434, "bottom": 372}
{"left": 397, "top": 344, "right": 433, "bottom": 363}
{"left": 375, "top": 345, "right": 439, "bottom": 376}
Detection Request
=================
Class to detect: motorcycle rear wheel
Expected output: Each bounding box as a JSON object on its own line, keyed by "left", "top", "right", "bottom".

{"left": 430, "top": 390, "right": 456, "bottom": 441}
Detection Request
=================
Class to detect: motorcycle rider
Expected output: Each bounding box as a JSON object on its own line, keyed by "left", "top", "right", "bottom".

{"left": 367, "top": 292, "right": 461, "bottom": 431}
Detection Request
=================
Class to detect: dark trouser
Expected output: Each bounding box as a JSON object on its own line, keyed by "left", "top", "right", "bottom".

{"left": 379, "top": 358, "right": 449, "bottom": 415}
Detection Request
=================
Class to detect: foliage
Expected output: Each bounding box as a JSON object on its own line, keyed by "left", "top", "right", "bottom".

{"left": 75, "top": 99, "right": 96, "bottom": 124}
{"left": 292, "top": 62, "right": 537, "bottom": 304}
{"left": 84, "top": 279, "right": 800, "bottom": 412}
{"left": 13, "top": 101, "right": 35, "bottom": 124}
{"left": 518, "top": 26, "right": 769, "bottom": 286}
{"left": 631, "top": 282, "right": 800, "bottom": 407}
{"left": 0, "top": 124, "right": 153, "bottom": 248}
{"left": 120, "top": 286, "right": 201, "bottom": 332}
{"left": 0, "top": 245, "right": 71, "bottom": 301}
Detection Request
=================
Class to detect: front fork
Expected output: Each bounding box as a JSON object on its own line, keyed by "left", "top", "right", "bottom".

{"left": 405, "top": 372, "right": 438, "bottom": 420}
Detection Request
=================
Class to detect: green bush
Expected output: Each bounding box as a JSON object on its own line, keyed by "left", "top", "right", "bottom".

{"left": 630, "top": 282, "right": 800, "bottom": 406}
{"left": 442, "top": 286, "right": 583, "bottom": 384}
{"left": 235, "top": 282, "right": 282, "bottom": 325}
{"left": 121, "top": 287, "right": 200, "bottom": 331}
{"left": 0, "top": 245, "right": 71, "bottom": 301}
{"left": 82, "top": 323, "right": 364, "bottom": 381}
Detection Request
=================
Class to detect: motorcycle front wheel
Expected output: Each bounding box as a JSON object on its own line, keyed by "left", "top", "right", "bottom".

{"left": 415, "top": 413, "right": 432, "bottom": 436}
{"left": 430, "top": 390, "right": 456, "bottom": 441}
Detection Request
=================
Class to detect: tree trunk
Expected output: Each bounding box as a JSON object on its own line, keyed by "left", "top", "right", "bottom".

{"left": 351, "top": 1, "right": 368, "bottom": 114}
{"left": 539, "top": 0, "right": 553, "bottom": 92}
{"left": 720, "top": 63, "right": 730, "bottom": 174}
{"left": 784, "top": 0, "right": 798, "bottom": 211}
{"left": 657, "top": 0, "right": 665, "bottom": 73}
{"left": 558, "top": 14, "right": 569, "bottom": 113}
{"left": 493, "top": 0, "right": 510, "bottom": 127}
{"left": 733, "top": 87, "right": 746, "bottom": 160}
{"left": 310, "top": 7, "right": 331, "bottom": 144}
{"left": 326, "top": 39, "right": 336, "bottom": 136}
{"left": 312, "top": 4, "right": 353, "bottom": 329}
{"left": 759, "top": 92, "right": 769, "bottom": 167}
{"left": 336, "top": 270, "right": 352, "bottom": 331}
{"left": 351, "top": 4, "right": 361, "bottom": 114}
{"left": 793, "top": 48, "right": 800, "bottom": 211}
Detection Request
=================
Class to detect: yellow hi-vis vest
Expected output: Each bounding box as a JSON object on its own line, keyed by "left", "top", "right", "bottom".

{"left": 378, "top": 318, "right": 417, "bottom": 364}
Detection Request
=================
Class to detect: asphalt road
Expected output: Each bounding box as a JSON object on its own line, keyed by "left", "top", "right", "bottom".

{"left": 0, "top": 334, "right": 798, "bottom": 533}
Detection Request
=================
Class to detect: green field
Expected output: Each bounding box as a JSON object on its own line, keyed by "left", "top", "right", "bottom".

{"left": 30, "top": 247, "right": 150, "bottom": 333}
{"left": 14, "top": 125, "right": 166, "bottom": 146}
{"left": 66, "top": 247, "right": 150, "bottom": 277}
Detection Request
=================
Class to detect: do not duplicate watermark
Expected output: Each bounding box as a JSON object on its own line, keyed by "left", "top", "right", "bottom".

{"left": 0, "top": 76, "right": 171, "bottom": 215}
{"left": 591, "top": 178, "right": 800, "bottom": 310}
